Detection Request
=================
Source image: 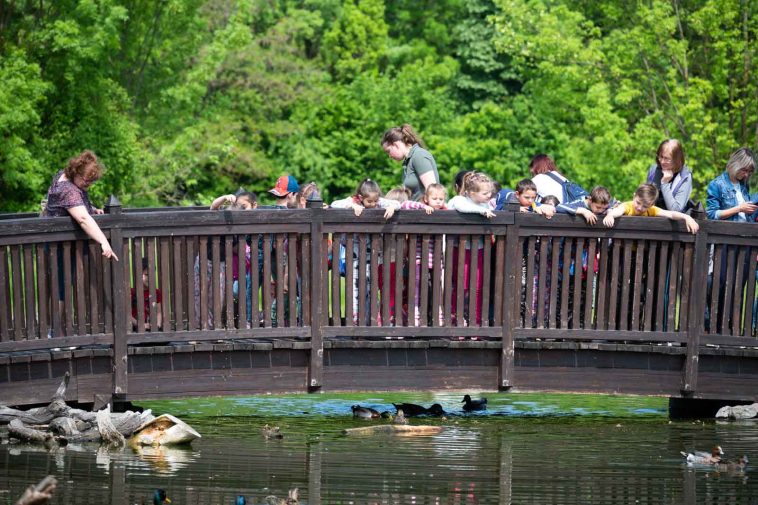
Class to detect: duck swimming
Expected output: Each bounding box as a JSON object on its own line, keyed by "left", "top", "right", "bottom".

{"left": 680, "top": 445, "right": 723, "bottom": 465}
{"left": 715, "top": 455, "right": 749, "bottom": 471}
{"left": 352, "top": 405, "right": 381, "bottom": 419}
{"left": 393, "top": 403, "right": 445, "bottom": 417}
{"left": 462, "top": 394, "right": 487, "bottom": 412}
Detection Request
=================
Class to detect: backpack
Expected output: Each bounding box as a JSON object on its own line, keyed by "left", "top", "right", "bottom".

{"left": 544, "top": 172, "right": 589, "bottom": 203}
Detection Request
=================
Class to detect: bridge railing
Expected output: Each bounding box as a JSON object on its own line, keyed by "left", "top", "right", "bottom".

{"left": 0, "top": 199, "right": 756, "bottom": 393}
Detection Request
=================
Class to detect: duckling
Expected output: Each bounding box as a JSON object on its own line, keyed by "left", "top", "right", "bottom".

{"left": 462, "top": 394, "right": 487, "bottom": 412}
{"left": 681, "top": 445, "right": 723, "bottom": 465}
{"left": 262, "top": 424, "right": 284, "bottom": 439}
{"left": 351, "top": 405, "right": 380, "bottom": 419}
{"left": 264, "top": 487, "right": 298, "bottom": 505}
{"left": 141, "top": 489, "right": 171, "bottom": 504}
{"left": 393, "top": 410, "right": 408, "bottom": 425}
{"left": 427, "top": 403, "right": 445, "bottom": 416}
{"left": 716, "top": 455, "right": 749, "bottom": 471}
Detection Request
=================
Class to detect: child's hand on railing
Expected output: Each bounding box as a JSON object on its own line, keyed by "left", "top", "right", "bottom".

{"left": 602, "top": 215, "right": 615, "bottom": 228}
{"left": 684, "top": 215, "right": 699, "bottom": 234}
{"left": 352, "top": 203, "right": 364, "bottom": 217}
{"left": 577, "top": 207, "right": 597, "bottom": 225}
{"left": 383, "top": 207, "right": 396, "bottom": 219}
{"left": 481, "top": 209, "right": 495, "bottom": 219}
{"left": 423, "top": 205, "right": 435, "bottom": 215}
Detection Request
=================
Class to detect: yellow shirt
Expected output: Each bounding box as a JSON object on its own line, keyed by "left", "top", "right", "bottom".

{"left": 622, "top": 201, "right": 661, "bottom": 217}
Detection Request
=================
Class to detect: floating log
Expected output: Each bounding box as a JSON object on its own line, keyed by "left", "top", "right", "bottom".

{"left": 96, "top": 405, "right": 125, "bottom": 447}
{"left": 343, "top": 425, "right": 444, "bottom": 436}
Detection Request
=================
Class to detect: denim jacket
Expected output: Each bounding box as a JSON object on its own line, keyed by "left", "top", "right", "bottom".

{"left": 705, "top": 171, "right": 753, "bottom": 221}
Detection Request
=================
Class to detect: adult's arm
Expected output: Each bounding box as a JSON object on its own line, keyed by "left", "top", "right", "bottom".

{"left": 418, "top": 171, "right": 437, "bottom": 192}
{"left": 660, "top": 175, "right": 691, "bottom": 212}
{"left": 705, "top": 180, "right": 756, "bottom": 220}
{"left": 67, "top": 205, "right": 118, "bottom": 260}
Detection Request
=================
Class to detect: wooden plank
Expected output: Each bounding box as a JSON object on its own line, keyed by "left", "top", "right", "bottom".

{"left": 159, "top": 237, "right": 171, "bottom": 332}
{"left": 288, "top": 233, "right": 298, "bottom": 327}
{"left": 493, "top": 236, "right": 505, "bottom": 326}
{"left": 23, "top": 244, "right": 37, "bottom": 339}
{"left": 720, "top": 245, "right": 737, "bottom": 334}
{"left": 583, "top": 238, "right": 598, "bottom": 329}
{"left": 174, "top": 237, "right": 185, "bottom": 332}
{"left": 186, "top": 237, "right": 197, "bottom": 331}
{"left": 481, "top": 234, "right": 493, "bottom": 327}
{"left": 642, "top": 241, "right": 657, "bottom": 332}
{"left": 131, "top": 238, "right": 143, "bottom": 333}
{"left": 308, "top": 201, "right": 324, "bottom": 389}
{"left": 224, "top": 236, "right": 234, "bottom": 329}
{"left": 262, "top": 235, "right": 272, "bottom": 328}
{"left": 147, "top": 238, "right": 159, "bottom": 332}
{"left": 0, "top": 246, "right": 9, "bottom": 340}
{"left": 88, "top": 242, "right": 101, "bottom": 335}
{"left": 369, "top": 234, "right": 380, "bottom": 326}
{"left": 250, "top": 235, "right": 261, "bottom": 329}
{"left": 595, "top": 238, "right": 609, "bottom": 330}
{"left": 211, "top": 236, "right": 222, "bottom": 328}
{"left": 731, "top": 246, "right": 747, "bottom": 336}
{"left": 548, "top": 237, "right": 560, "bottom": 329}
{"left": 536, "top": 238, "right": 548, "bottom": 328}
{"left": 571, "top": 238, "right": 584, "bottom": 330}
{"left": 358, "top": 234, "right": 367, "bottom": 326}
{"left": 110, "top": 222, "right": 128, "bottom": 396}
{"left": 432, "top": 235, "right": 443, "bottom": 327}
{"left": 275, "top": 234, "right": 285, "bottom": 328}
{"left": 630, "top": 240, "right": 644, "bottom": 331}
{"left": 678, "top": 243, "right": 693, "bottom": 332}
{"left": 408, "top": 233, "right": 422, "bottom": 326}
{"left": 619, "top": 240, "right": 633, "bottom": 331}
{"left": 443, "top": 235, "right": 454, "bottom": 327}
{"left": 301, "top": 234, "right": 311, "bottom": 327}
{"left": 62, "top": 242, "right": 73, "bottom": 337}
{"left": 344, "top": 234, "right": 354, "bottom": 326}
{"left": 322, "top": 235, "right": 329, "bottom": 326}
{"left": 419, "top": 235, "right": 429, "bottom": 327}
{"left": 607, "top": 239, "right": 620, "bottom": 330}
{"left": 102, "top": 242, "right": 113, "bottom": 333}
{"left": 455, "top": 236, "right": 466, "bottom": 327}
{"left": 394, "top": 234, "right": 405, "bottom": 327}
{"left": 560, "top": 238, "right": 575, "bottom": 328}
{"left": 743, "top": 247, "right": 757, "bottom": 337}
{"left": 9, "top": 245, "right": 24, "bottom": 340}
{"left": 74, "top": 241, "right": 87, "bottom": 335}
{"left": 322, "top": 326, "right": 503, "bottom": 339}
{"left": 198, "top": 236, "right": 209, "bottom": 330}
{"left": 667, "top": 242, "right": 682, "bottom": 332}
{"left": 381, "top": 234, "right": 391, "bottom": 326}
{"left": 331, "top": 235, "right": 341, "bottom": 326}
{"left": 468, "top": 235, "right": 479, "bottom": 326}
{"left": 655, "top": 241, "right": 669, "bottom": 331}
{"left": 513, "top": 327, "right": 685, "bottom": 342}
{"left": 709, "top": 244, "right": 722, "bottom": 334}
{"left": 36, "top": 244, "right": 49, "bottom": 340}
{"left": 525, "top": 237, "right": 537, "bottom": 328}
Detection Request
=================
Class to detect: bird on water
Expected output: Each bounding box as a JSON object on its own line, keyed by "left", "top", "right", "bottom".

{"left": 461, "top": 394, "right": 487, "bottom": 412}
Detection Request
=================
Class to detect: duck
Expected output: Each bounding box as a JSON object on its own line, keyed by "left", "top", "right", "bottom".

{"left": 715, "top": 455, "right": 749, "bottom": 471}
{"left": 264, "top": 487, "right": 298, "bottom": 505}
{"left": 142, "top": 489, "right": 171, "bottom": 504}
{"left": 462, "top": 394, "right": 487, "bottom": 412}
{"left": 352, "top": 405, "right": 380, "bottom": 419}
{"left": 392, "top": 403, "right": 446, "bottom": 417}
{"left": 261, "top": 424, "right": 284, "bottom": 439}
{"left": 680, "top": 445, "right": 723, "bottom": 465}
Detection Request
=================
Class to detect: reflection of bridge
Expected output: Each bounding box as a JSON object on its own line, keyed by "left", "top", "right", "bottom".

{"left": 1, "top": 199, "right": 756, "bottom": 408}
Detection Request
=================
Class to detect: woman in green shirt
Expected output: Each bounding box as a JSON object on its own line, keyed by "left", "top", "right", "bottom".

{"left": 382, "top": 124, "right": 440, "bottom": 200}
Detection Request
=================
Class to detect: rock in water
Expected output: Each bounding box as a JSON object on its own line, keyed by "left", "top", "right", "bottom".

{"left": 129, "top": 414, "right": 201, "bottom": 446}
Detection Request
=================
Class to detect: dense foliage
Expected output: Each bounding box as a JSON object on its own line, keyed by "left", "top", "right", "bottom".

{"left": 1, "top": 0, "right": 756, "bottom": 211}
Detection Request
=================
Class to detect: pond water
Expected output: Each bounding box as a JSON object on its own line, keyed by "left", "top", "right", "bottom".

{"left": 1, "top": 392, "right": 756, "bottom": 504}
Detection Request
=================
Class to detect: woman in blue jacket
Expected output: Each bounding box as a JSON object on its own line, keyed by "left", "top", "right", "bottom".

{"left": 706, "top": 147, "right": 757, "bottom": 221}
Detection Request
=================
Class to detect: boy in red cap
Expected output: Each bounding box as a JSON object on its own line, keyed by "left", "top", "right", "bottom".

{"left": 268, "top": 175, "right": 300, "bottom": 208}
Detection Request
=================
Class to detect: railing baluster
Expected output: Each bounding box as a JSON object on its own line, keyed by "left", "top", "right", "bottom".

{"left": 443, "top": 235, "right": 454, "bottom": 327}
{"left": 36, "top": 244, "right": 49, "bottom": 340}
{"left": 288, "top": 233, "right": 298, "bottom": 327}
{"left": 482, "top": 234, "right": 493, "bottom": 327}
{"left": 743, "top": 247, "right": 757, "bottom": 338}
{"left": 548, "top": 237, "right": 560, "bottom": 329}
{"left": 595, "top": 239, "right": 609, "bottom": 331}
{"left": 331, "top": 235, "right": 341, "bottom": 326}
{"left": 619, "top": 240, "right": 633, "bottom": 331}
{"left": 731, "top": 246, "right": 747, "bottom": 336}
{"left": 0, "top": 246, "right": 9, "bottom": 340}
{"left": 381, "top": 234, "right": 391, "bottom": 326}
{"left": 370, "top": 234, "right": 380, "bottom": 326}
{"left": 147, "top": 238, "right": 158, "bottom": 332}
{"left": 655, "top": 242, "right": 669, "bottom": 331}
{"left": 643, "top": 241, "right": 657, "bottom": 332}
{"left": 262, "top": 235, "right": 272, "bottom": 328}
{"left": 275, "top": 234, "right": 285, "bottom": 328}
{"left": 23, "top": 244, "right": 37, "bottom": 339}
{"left": 174, "top": 237, "right": 185, "bottom": 332}
{"left": 709, "top": 244, "right": 723, "bottom": 334}
{"left": 571, "top": 238, "right": 583, "bottom": 330}
{"left": 224, "top": 236, "right": 234, "bottom": 329}
{"left": 344, "top": 233, "right": 353, "bottom": 326}
{"left": 630, "top": 240, "right": 645, "bottom": 331}
{"left": 394, "top": 234, "right": 405, "bottom": 327}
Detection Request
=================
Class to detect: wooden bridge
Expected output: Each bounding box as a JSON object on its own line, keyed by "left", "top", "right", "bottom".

{"left": 1, "top": 199, "right": 756, "bottom": 408}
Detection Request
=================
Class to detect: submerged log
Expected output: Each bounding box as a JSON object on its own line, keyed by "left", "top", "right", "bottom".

{"left": 343, "top": 425, "right": 444, "bottom": 436}
{"left": 96, "top": 405, "right": 125, "bottom": 446}
{"left": 14, "top": 475, "right": 57, "bottom": 505}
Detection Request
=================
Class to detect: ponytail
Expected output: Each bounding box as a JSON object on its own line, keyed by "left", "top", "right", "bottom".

{"left": 381, "top": 123, "right": 426, "bottom": 148}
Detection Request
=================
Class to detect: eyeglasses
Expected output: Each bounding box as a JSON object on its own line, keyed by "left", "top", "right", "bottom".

{"left": 658, "top": 156, "right": 673, "bottom": 163}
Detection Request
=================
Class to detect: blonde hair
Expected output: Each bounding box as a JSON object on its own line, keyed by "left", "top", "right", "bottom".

{"left": 634, "top": 183, "right": 659, "bottom": 207}
{"left": 425, "top": 183, "right": 447, "bottom": 199}
{"left": 462, "top": 172, "right": 493, "bottom": 195}
{"left": 385, "top": 186, "right": 412, "bottom": 203}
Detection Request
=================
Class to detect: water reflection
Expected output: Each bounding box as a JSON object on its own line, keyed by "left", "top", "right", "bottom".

{"left": 0, "top": 393, "right": 756, "bottom": 504}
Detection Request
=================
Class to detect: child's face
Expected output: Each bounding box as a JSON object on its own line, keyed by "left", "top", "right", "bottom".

{"left": 517, "top": 189, "right": 537, "bottom": 207}
{"left": 142, "top": 269, "right": 149, "bottom": 285}
{"left": 360, "top": 193, "right": 380, "bottom": 209}
{"left": 468, "top": 184, "right": 492, "bottom": 204}
{"left": 631, "top": 196, "right": 652, "bottom": 214}
{"left": 235, "top": 197, "right": 255, "bottom": 210}
{"left": 589, "top": 200, "right": 609, "bottom": 215}
{"left": 425, "top": 189, "right": 447, "bottom": 209}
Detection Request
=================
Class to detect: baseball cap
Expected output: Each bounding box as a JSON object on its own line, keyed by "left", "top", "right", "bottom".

{"left": 269, "top": 175, "right": 300, "bottom": 197}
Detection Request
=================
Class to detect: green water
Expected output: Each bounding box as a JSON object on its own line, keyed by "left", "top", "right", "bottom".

{"left": 1, "top": 393, "right": 756, "bottom": 504}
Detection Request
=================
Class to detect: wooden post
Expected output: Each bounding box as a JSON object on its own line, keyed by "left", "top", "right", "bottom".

{"left": 105, "top": 195, "right": 128, "bottom": 398}
{"left": 683, "top": 226, "right": 708, "bottom": 394}
{"left": 308, "top": 199, "right": 324, "bottom": 390}
{"left": 500, "top": 204, "right": 520, "bottom": 389}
